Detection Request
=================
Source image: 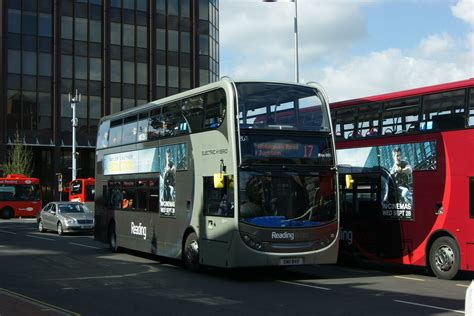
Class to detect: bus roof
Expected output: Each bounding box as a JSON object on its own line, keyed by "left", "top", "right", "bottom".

{"left": 330, "top": 78, "right": 474, "bottom": 109}
{"left": 98, "top": 79, "right": 325, "bottom": 123}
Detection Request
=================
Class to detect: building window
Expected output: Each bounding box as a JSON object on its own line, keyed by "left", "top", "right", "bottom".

{"left": 8, "top": 50, "right": 21, "bottom": 74}
{"left": 61, "top": 16, "right": 73, "bottom": 39}
{"left": 90, "top": 20, "right": 102, "bottom": 43}
{"left": 123, "top": 24, "right": 135, "bottom": 47}
{"left": 123, "top": 61, "right": 135, "bottom": 84}
{"left": 39, "top": 14, "right": 52, "bottom": 37}
{"left": 111, "top": 60, "right": 121, "bottom": 82}
{"left": 22, "top": 51, "right": 37, "bottom": 76}
{"left": 38, "top": 53, "right": 52, "bottom": 77}
{"left": 8, "top": 9, "right": 21, "bottom": 33}
{"left": 89, "top": 58, "right": 102, "bottom": 81}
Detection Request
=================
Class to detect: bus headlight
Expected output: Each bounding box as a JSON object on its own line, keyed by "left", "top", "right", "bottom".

{"left": 241, "top": 233, "right": 263, "bottom": 251}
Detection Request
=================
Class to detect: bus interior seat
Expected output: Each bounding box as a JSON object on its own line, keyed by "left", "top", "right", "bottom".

{"left": 365, "top": 128, "right": 378, "bottom": 137}
{"left": 406, "top": 123, "right": 419, "bottom": 133}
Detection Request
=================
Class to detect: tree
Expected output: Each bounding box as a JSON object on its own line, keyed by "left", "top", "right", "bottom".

{"left": 4, "top": 131, "right": 34, "bottom": 177}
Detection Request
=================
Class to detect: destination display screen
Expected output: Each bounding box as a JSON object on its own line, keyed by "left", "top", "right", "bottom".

{"left": 240, "top": 134, "right": 333, "bottom": 165}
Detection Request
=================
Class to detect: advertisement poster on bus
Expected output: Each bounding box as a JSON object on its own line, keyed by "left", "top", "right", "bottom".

{"left": 338, "top": 141, "right": 436, "bottom": 220}
{"left": 152, "top": 144, "right": 187, "bottom": 217}
{"left": 103, "top": 143, "right": 187, "bottom": 217}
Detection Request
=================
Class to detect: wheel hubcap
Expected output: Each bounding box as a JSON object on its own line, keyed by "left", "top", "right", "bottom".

{"left": 187, "top": 240, "right": 198, "bottom": 262}
{"left": 435, "top": 245, "right": 454, "bottom": 272}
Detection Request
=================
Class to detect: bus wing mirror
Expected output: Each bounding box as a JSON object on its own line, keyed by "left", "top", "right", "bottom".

{"left": 345, "top": 174, "right": 354, "bottom": 189}
{"left": 214, "top": 173, "right": 224, "bottom": 189}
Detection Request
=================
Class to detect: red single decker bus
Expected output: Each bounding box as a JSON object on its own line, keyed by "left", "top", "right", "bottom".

{"left": 331, "top": 78, "right": 474, "bottom": 279}
{"left": 0, "top": 174, "right": 42, "bottom": 219}
{"left": 69, "top": 178, "right": 95, "bottom": 211}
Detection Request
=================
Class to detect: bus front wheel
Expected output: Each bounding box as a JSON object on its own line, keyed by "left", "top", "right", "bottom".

{"left": 1, "top": 207, "right": 14, "bottom": 219}
{"left": 429, "top": 236, "right": 460, "bottom": 280}
{"left": 183, "top": 232, "right": 200, "bottom": 272}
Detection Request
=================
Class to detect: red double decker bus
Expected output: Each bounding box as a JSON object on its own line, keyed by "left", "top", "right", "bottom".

{"left": 69, "top": 178, "right": 95, "bottom": 211}
{"left": 0, "top": 174, "right": 42, "bottom": 219}
{"left": 331, "top": 78, "right": 474, "bottom": 279}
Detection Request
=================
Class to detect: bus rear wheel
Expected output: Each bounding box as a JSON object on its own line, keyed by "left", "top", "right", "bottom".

{"left": 183, "top": 232, "right": 200, "bottom": 272}
{"left": 109, "top": 223, "right": 119, "bottom": 253}
{"left": 429, "top": 236, "right": 460, "bottom": 280}
{"left": 1, "top": 207, "right": 14, "bottom": 219}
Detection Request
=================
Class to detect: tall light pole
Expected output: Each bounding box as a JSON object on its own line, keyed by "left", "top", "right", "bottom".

{"left": 263, "top": 0, "right": 299, "bottom": 83}
{"left": 69, "top": 90, "right": 81, "bottom": 181}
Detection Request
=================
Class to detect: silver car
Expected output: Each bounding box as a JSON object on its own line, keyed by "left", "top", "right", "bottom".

{"left": 37, "top": 202, "right": 94, "bottom": 235}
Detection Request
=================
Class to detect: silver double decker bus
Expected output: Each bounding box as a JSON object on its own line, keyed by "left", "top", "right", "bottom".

{"left": 94, "top": 78, "right": 339, "bottom": 270}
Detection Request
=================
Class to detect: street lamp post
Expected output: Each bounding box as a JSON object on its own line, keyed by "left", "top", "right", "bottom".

{"left": 263, "top": 0, "right": 299, "bottom": 83}
{"left": 69, "top": 90, "right": 81, "bottom": 181}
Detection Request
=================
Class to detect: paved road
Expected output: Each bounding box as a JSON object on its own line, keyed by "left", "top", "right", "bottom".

{"left": 0, "top": 219, "right": 470, "bottom": 315}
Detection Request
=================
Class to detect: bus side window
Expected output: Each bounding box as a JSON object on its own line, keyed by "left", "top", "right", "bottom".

{"left": 122, "top": 115, "right": 138, "bottom": 145}
{"left": 204, "top": 90, "right": 226, "bottom": 129}
{"left": 148, "top": 108, "right": 162, "bottom": 140}
{"left": 109, "top": 119, "right": 123, "bottom": 146}
{"left": 137, "top": 112, "right": 149, "bottom": 141}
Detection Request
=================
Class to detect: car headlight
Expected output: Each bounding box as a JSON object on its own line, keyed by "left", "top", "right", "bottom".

{"left": 65, "top": 218, "right": 76, "bottom": 225}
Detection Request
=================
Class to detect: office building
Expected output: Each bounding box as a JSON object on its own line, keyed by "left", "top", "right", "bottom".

{"left": 0, "top": 0, "right": 219, "bottom": 202}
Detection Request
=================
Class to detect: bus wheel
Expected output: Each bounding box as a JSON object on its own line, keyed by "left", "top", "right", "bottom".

{"left": 57, "top": 222, "right": 63, "bottom": 235}
{"left": 109, "top": 223, "right": 119, "bottom": 253}
{"left": 38, "top": 220, "right": 45, "bottom": 233}
{"left": 1, "top": 207, "right": 14, "bottom": 219}
{"left": 429, "top": 236, "right": 460, "bottom": 280}
{"left": 183, "top": 232, "right": 200, "bottom": 272}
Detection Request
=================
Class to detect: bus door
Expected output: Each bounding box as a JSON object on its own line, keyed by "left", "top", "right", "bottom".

{"left": 340, "top": 171, "right": 404, "bottom": 261}
{"left": 200, "top": 175, "right": 235, "bottom": 267}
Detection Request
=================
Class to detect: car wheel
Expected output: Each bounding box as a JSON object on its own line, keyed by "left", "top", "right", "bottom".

{"left": 38, "top": 220, "right": 45, "bottom": 233}
{"left": 429, "top": 236, "right": 460, "bottom": 280}
{"left": 57, "top": 222, "right": 63, "bottom": 235}
{"left": 183, "top": 232, "right": 201, "bottom": 272}
{"left": 1, "top": 207, "right": 14, "bottom": 219}
{"left": 109, "top": 223, "right": 119, "bottom": 253}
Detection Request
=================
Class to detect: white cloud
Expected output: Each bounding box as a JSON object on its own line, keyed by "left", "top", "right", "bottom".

{"left": 416, "top": 33, "right": 454, "bottom": 58}
{"left": 219, "top": 0, "right": 474, "bottom": 102}
{"left": 220, "top": 0, "right": 371, "bottom": 80}
{"left": 318, "top": 48, "right": 471, "bottom": 102}
{"left": 451, "top": 0, "right": 474, "bottom": 27}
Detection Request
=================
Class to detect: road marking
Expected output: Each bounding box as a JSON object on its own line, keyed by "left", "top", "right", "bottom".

{"left": 0, "top": 287, "right": 79, "bottom": 316}
{"left": 394, "top": 300, "right": 464, "bottom": 314}
{"left": 456, "top": 284, "right": 469, "bottom": 288}
{"left": 341, "top": 267, "right": 370, "bottom": 274}
{"left": 277, "top": 280, "right": 331, "bottom": 291}
{"left": 0, "top": 230, "right": 16, "bottom": 234}
{"left": 394, "top": 275, "right": 425, "bottom": 282}
{"left": 26, "top": 235, "right": 56, "bottom": 241}
{"left": 69, "top": 242, "right": 102, "bottom": 250}
{"left": 48, "top": 265, "right": 159, "bottom": 281}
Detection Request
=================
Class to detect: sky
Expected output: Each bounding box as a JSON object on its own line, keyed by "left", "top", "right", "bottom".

{"left": 219, "top": 0, "right": 474, "bottom": 102}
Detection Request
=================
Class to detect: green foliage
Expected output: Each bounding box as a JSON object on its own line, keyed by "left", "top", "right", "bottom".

{"left": 4, "top": 131, "right": 34, "bottom": 177}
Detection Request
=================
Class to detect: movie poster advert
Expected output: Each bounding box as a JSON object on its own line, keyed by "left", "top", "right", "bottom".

{"left": 338, "top": 141, "right": 436, "bottom": 220}
{"left": 151, "top": 144, "right": 187, "bottom": 217}
{"left": 103, "top": 143, "right": 187, "bottom": 218}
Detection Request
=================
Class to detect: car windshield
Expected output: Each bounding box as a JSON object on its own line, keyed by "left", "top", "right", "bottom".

{"left": 58, "top": 204, "right": 87, "bottom": 213}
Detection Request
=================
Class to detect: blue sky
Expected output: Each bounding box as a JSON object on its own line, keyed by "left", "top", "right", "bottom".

{"left": 219, "top": 0, "right": 474, "bottom": 102}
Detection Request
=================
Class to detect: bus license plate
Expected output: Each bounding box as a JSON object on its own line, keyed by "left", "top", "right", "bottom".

{"left": 279, "top": 258, "right": 303, "bottom": 266}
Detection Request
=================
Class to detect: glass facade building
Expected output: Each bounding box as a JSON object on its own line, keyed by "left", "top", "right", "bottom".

{"left": 0, "top": 0, "right": 219, "bottom": 203}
